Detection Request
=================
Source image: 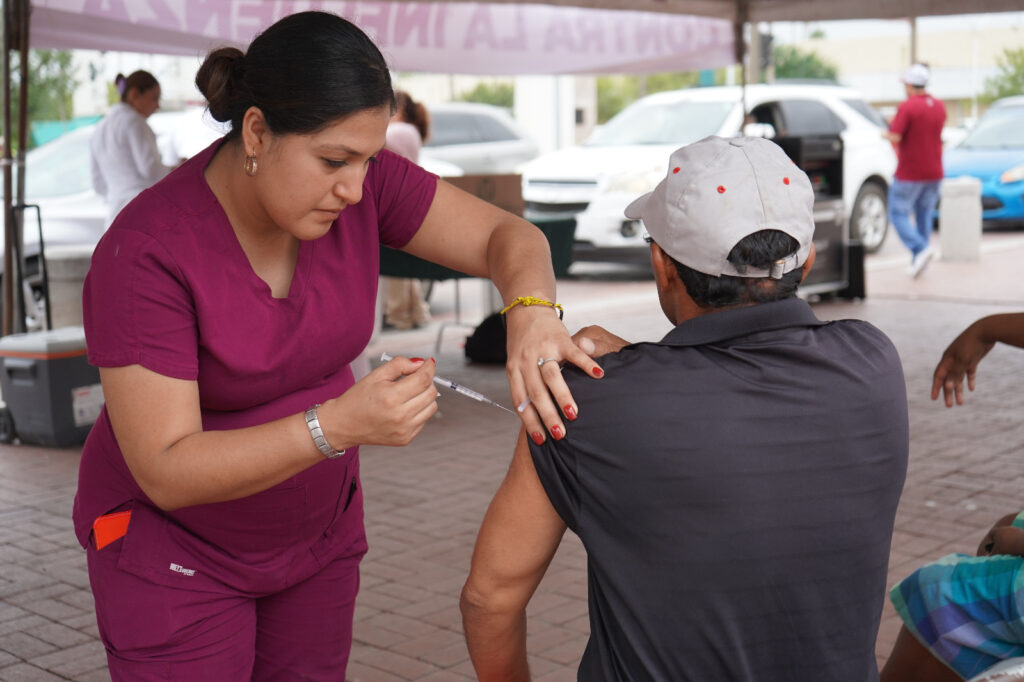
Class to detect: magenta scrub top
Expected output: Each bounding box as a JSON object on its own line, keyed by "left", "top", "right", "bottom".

{"left": 74, "top": 140, "right": 437, "bottom": 595}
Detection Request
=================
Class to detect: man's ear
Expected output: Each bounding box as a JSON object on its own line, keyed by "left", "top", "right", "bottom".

{"left": 650, "top": 242, "right": 676, "bottom": 291}
{"left": 799, "top": 242, "right": 816, "bottom": 282}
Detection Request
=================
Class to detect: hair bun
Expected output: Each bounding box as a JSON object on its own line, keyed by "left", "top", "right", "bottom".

{"left": 196, "top": 47, "right": 246, "bottom": 123}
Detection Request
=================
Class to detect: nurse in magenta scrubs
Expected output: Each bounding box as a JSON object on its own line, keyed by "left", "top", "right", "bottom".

{"left": 74, "top": 11, "right": 601, "bottom": 680}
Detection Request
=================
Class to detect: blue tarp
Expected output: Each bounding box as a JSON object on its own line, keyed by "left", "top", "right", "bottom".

{"left": 30, "top": 115, "right": 101, "bottom": 147}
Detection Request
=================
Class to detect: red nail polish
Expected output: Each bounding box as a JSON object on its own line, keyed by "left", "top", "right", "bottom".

{"left": 531, "top": 432, "right": 544, "bottom": 445}
{"left": 564, "top": 405, "right": 577, "bottom": 421}
{"left": 430, "top": 358, "right": 436, "bottom": 364}
{"left": 410, "top": 357, "right": 424, "bottom": 362}
{"left": 551, "top": 425, "right": 565, "bottom": 440}
{"left": 592, "top": 366, "right": 604, "bottom": 378}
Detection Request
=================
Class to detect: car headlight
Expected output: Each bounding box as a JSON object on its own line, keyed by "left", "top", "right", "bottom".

{"left": 1001, "top": 163, "right": 1024, "bottom": 185}
{"left": 603, "top": 166, "right": 664, "bottom": 195}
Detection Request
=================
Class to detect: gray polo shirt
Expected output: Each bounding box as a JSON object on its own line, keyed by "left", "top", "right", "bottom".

{"left": 530, "top": 298, "right": 908, "bottom": 681}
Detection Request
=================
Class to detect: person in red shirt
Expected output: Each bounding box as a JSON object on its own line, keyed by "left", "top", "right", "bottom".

{"left": 884, "top": 63, "right": 947, "bottom": 278}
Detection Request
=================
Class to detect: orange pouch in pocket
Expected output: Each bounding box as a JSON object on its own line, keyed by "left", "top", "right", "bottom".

{"left": 93, "top": 510, "right": 132, "bottom": 550}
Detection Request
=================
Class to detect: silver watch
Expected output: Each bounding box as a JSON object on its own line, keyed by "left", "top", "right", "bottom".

{"left": 304, "top": 404, "right": 345, "bottom": 459}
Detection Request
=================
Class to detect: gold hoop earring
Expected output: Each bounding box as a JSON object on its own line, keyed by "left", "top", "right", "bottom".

{"left": 243, "top": 153, "right": 258, "bottom": 177}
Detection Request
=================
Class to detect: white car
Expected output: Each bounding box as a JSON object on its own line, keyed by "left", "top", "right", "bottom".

{"left": 521, "top": 83, "right": 897, "bottom": 259}
{"left": 9, "top": 108, "right": 225, "bottom": 266}
{"left": 422, "top": 102, "right": 539, "bottom": 175}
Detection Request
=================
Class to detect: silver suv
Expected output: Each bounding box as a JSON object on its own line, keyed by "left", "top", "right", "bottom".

{"left": 423, "top": 102, "right": 538, "bottom": 175}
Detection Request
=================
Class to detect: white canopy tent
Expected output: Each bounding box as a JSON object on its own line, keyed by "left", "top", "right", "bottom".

{"left": 3, "top": 0, "right": 1022, "bottom": 332}
{"left": 29, "top": 2, "right": 736, "bottom": 75}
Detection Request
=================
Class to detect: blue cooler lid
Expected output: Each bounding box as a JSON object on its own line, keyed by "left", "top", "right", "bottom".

{"left": 0, "top": 326, "right": 87, "bottom": 357}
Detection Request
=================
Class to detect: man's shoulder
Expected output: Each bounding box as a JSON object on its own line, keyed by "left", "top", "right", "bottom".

{"left": 562, "top": 316, "right": 900, "bottom": 389}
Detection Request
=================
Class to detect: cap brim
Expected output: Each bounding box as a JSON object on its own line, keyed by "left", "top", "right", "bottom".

{"left": 624, "top": 191, "right": 652, "bottom": 220}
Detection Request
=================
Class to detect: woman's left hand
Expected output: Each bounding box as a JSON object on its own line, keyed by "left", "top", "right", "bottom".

{"left": 504, "top": 306, "right": 604, "bottom": 445}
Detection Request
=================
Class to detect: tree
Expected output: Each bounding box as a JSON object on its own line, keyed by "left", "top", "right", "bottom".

{"left": 457, "top": 81, "right": 514, "bottom": 109}
{"left": 772, "top": 45, "right": 838, "bottom": 82}
{"left": 2, "top": 49, "right": 78, "bottom": 148}
{"left": 981, "top": 47, "right": 1024, "bottom": 103}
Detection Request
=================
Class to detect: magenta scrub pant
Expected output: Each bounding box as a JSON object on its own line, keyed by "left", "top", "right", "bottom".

{"left": 84, "top": 457, "right": 367, "bottom": 681}
{"left": 88, "top": 535, "right": 361, "bottom": 680}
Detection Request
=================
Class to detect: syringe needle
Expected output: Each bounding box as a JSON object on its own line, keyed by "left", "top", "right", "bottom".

{"left": 379, "top": 353, "right": 515, "bottom": 414}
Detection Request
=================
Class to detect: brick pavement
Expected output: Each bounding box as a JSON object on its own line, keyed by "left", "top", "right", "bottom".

{"left": 1, "top": 236, "right": 1023, "bottom": 680}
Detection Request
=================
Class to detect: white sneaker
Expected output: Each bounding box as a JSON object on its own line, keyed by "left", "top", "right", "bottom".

{"left": 909, "top": 246, "right": 933, "bottom": 278}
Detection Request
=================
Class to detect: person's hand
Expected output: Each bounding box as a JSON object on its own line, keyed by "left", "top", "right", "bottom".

{"left": 931, "top": 321, "right": 996, "bottom": 407}
{"left": 320, "top": 355, "right": 438, "bottom": 449}
{"left": 978, "top": 523, "right": 1024, "bottom": 558}
{"left": 976, "top": 513, "right": 1021, "bottom": 556}
{"left": 573, "top": 325, "right": 630, "bottom": 359}
{"left": 504, "top": 306, "right": 604, "bottom": 445}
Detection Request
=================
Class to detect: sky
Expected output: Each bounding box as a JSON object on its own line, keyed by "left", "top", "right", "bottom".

{"left": 771, "top": 10, "right": 1024, "bottom": 43}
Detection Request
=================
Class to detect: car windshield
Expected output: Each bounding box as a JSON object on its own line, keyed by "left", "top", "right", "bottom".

{"left": 586, "top": 99, "right": 735, "bottom": 146}
{"left": 958, "top": 106, "right": 1024, "bottom": 149}
{"left": 22, "top": 130, "right": 93, "bottom": 198}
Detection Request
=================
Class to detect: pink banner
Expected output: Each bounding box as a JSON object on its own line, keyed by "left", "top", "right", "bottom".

{"left": 30, "top": 1, "right": 735, "bottom": 73}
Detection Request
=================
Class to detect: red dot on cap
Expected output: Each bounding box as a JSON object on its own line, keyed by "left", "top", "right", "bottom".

{"left": 783, "top": 177, "right": 790, "bottom": 185}
{"left": 717, "top": 185, "right": 726, "bottom": 194}
{"left": 673, "top": 167, "right": 681, "bottom": 174}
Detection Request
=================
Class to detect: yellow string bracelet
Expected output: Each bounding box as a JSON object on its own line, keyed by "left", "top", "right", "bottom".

{"left": 500, "top": 296, "right": 564, "bottom": 320}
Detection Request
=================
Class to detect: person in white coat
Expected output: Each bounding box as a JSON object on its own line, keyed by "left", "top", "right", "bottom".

{"left": 90, "top": 70, "right": 174, "bottom": 226}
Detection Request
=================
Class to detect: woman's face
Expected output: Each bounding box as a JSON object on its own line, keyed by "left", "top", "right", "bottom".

{"left": 129, "top": 86, "right": 161, "bottom": 118}
{"left": 253, "top": 105, "right": 391, "bottom": 241}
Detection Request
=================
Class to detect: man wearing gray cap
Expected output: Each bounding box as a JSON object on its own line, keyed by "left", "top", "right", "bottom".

{"left": 461, "top": 136, "right": 910, "bottom": 681}
{"left": 885, "top": 62, "right": 946, "bottom": 278}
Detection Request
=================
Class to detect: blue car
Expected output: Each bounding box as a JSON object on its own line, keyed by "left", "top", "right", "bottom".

{"left": 943, "top": 96, "right": 1024, "bottom": 226}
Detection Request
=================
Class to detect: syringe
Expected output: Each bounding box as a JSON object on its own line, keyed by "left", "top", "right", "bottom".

{"left": 379, "top": 353, "right": 515, "bottom": 414}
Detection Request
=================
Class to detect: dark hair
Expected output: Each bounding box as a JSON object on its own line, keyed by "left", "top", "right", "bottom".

{"left": 116, "top": 70, "right": 159, "bottom": 102}
{"left": 195, "top": 11, "right": 395, "bottom": 141}
{"left": 668, "top": 230, "right": 804, "bottom": 308}
{"left": 394, "top": 90, "right": 431, "bottom": 142}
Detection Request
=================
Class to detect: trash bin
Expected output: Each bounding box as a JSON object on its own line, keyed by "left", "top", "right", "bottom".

{"left": 0, "top": 326, "right": 102, "bottom": 447}
{"left": 529, "top": 216, "right": 576, "bottom": 278}
{"left": 939, "top": 176, "right": 982, "bottom": 262}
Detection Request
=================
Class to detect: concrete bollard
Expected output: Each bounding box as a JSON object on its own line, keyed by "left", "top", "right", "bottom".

{"left": 939, "top": 176, "right": 982, "bottom": 262}
{"left": 43, "top": 244, "right": 95, "bottom": 328}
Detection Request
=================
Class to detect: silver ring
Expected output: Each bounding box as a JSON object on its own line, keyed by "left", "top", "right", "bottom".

{"left": 537, "top": 357, "right": 559, "bottom": 367}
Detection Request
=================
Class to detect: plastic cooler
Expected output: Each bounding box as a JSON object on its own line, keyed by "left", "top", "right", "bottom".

{"left": 0, "top": 326, "right": 102, "bottom": 447}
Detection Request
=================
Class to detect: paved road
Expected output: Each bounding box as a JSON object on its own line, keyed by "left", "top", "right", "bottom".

{"left": 1, "top": 230, "right": 1022, "bottom": 680}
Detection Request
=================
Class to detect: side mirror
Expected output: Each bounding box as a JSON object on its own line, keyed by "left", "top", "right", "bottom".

{"left": 742, "top": 122, "right": 776, "bottom": 139}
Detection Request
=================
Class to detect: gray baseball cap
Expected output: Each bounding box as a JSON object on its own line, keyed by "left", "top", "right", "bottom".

{"left": 624, "top": 135, "right": 815, "bottom": 279}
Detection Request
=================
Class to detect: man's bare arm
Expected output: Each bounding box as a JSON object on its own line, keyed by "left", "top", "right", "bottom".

{"left": 461, "top": 430, "right": 568, "bottom": 682}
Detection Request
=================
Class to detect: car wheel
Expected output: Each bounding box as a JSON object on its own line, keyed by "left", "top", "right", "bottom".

{"left": 850, "top": 182, "right": 888, "bottom": 253}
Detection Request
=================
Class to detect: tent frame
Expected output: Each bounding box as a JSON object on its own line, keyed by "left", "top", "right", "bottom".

{"left": 3, "top": 0, "right": 1023, "bottom": 335}
{"left": 2, "top": 0, "right": 30, "bottom": 336}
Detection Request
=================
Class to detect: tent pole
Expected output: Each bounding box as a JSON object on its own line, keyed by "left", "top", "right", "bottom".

{"left": 2, "top": 0, "right": 14, "bottom": 336}
{"left": 735, "top": 0, "right": 750, "bottom": 121}
{"left": 13, "top": 0, "right": 27, "bottom": 334}
{"left": 909, "top": 17, "right": 918, "bottom": 64}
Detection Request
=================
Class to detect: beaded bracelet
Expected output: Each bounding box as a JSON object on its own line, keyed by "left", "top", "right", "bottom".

{"left": 499, "top": 296, "right": 564, "bottom": 320}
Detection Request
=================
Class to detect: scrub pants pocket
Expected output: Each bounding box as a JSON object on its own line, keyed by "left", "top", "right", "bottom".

{"left": 87, "top": 538, "right": 256, "bottom": 681}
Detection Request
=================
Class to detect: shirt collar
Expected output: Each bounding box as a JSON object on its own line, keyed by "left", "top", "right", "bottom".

{"left": 657, "top": 298, "right": 826, "bottom": 348}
